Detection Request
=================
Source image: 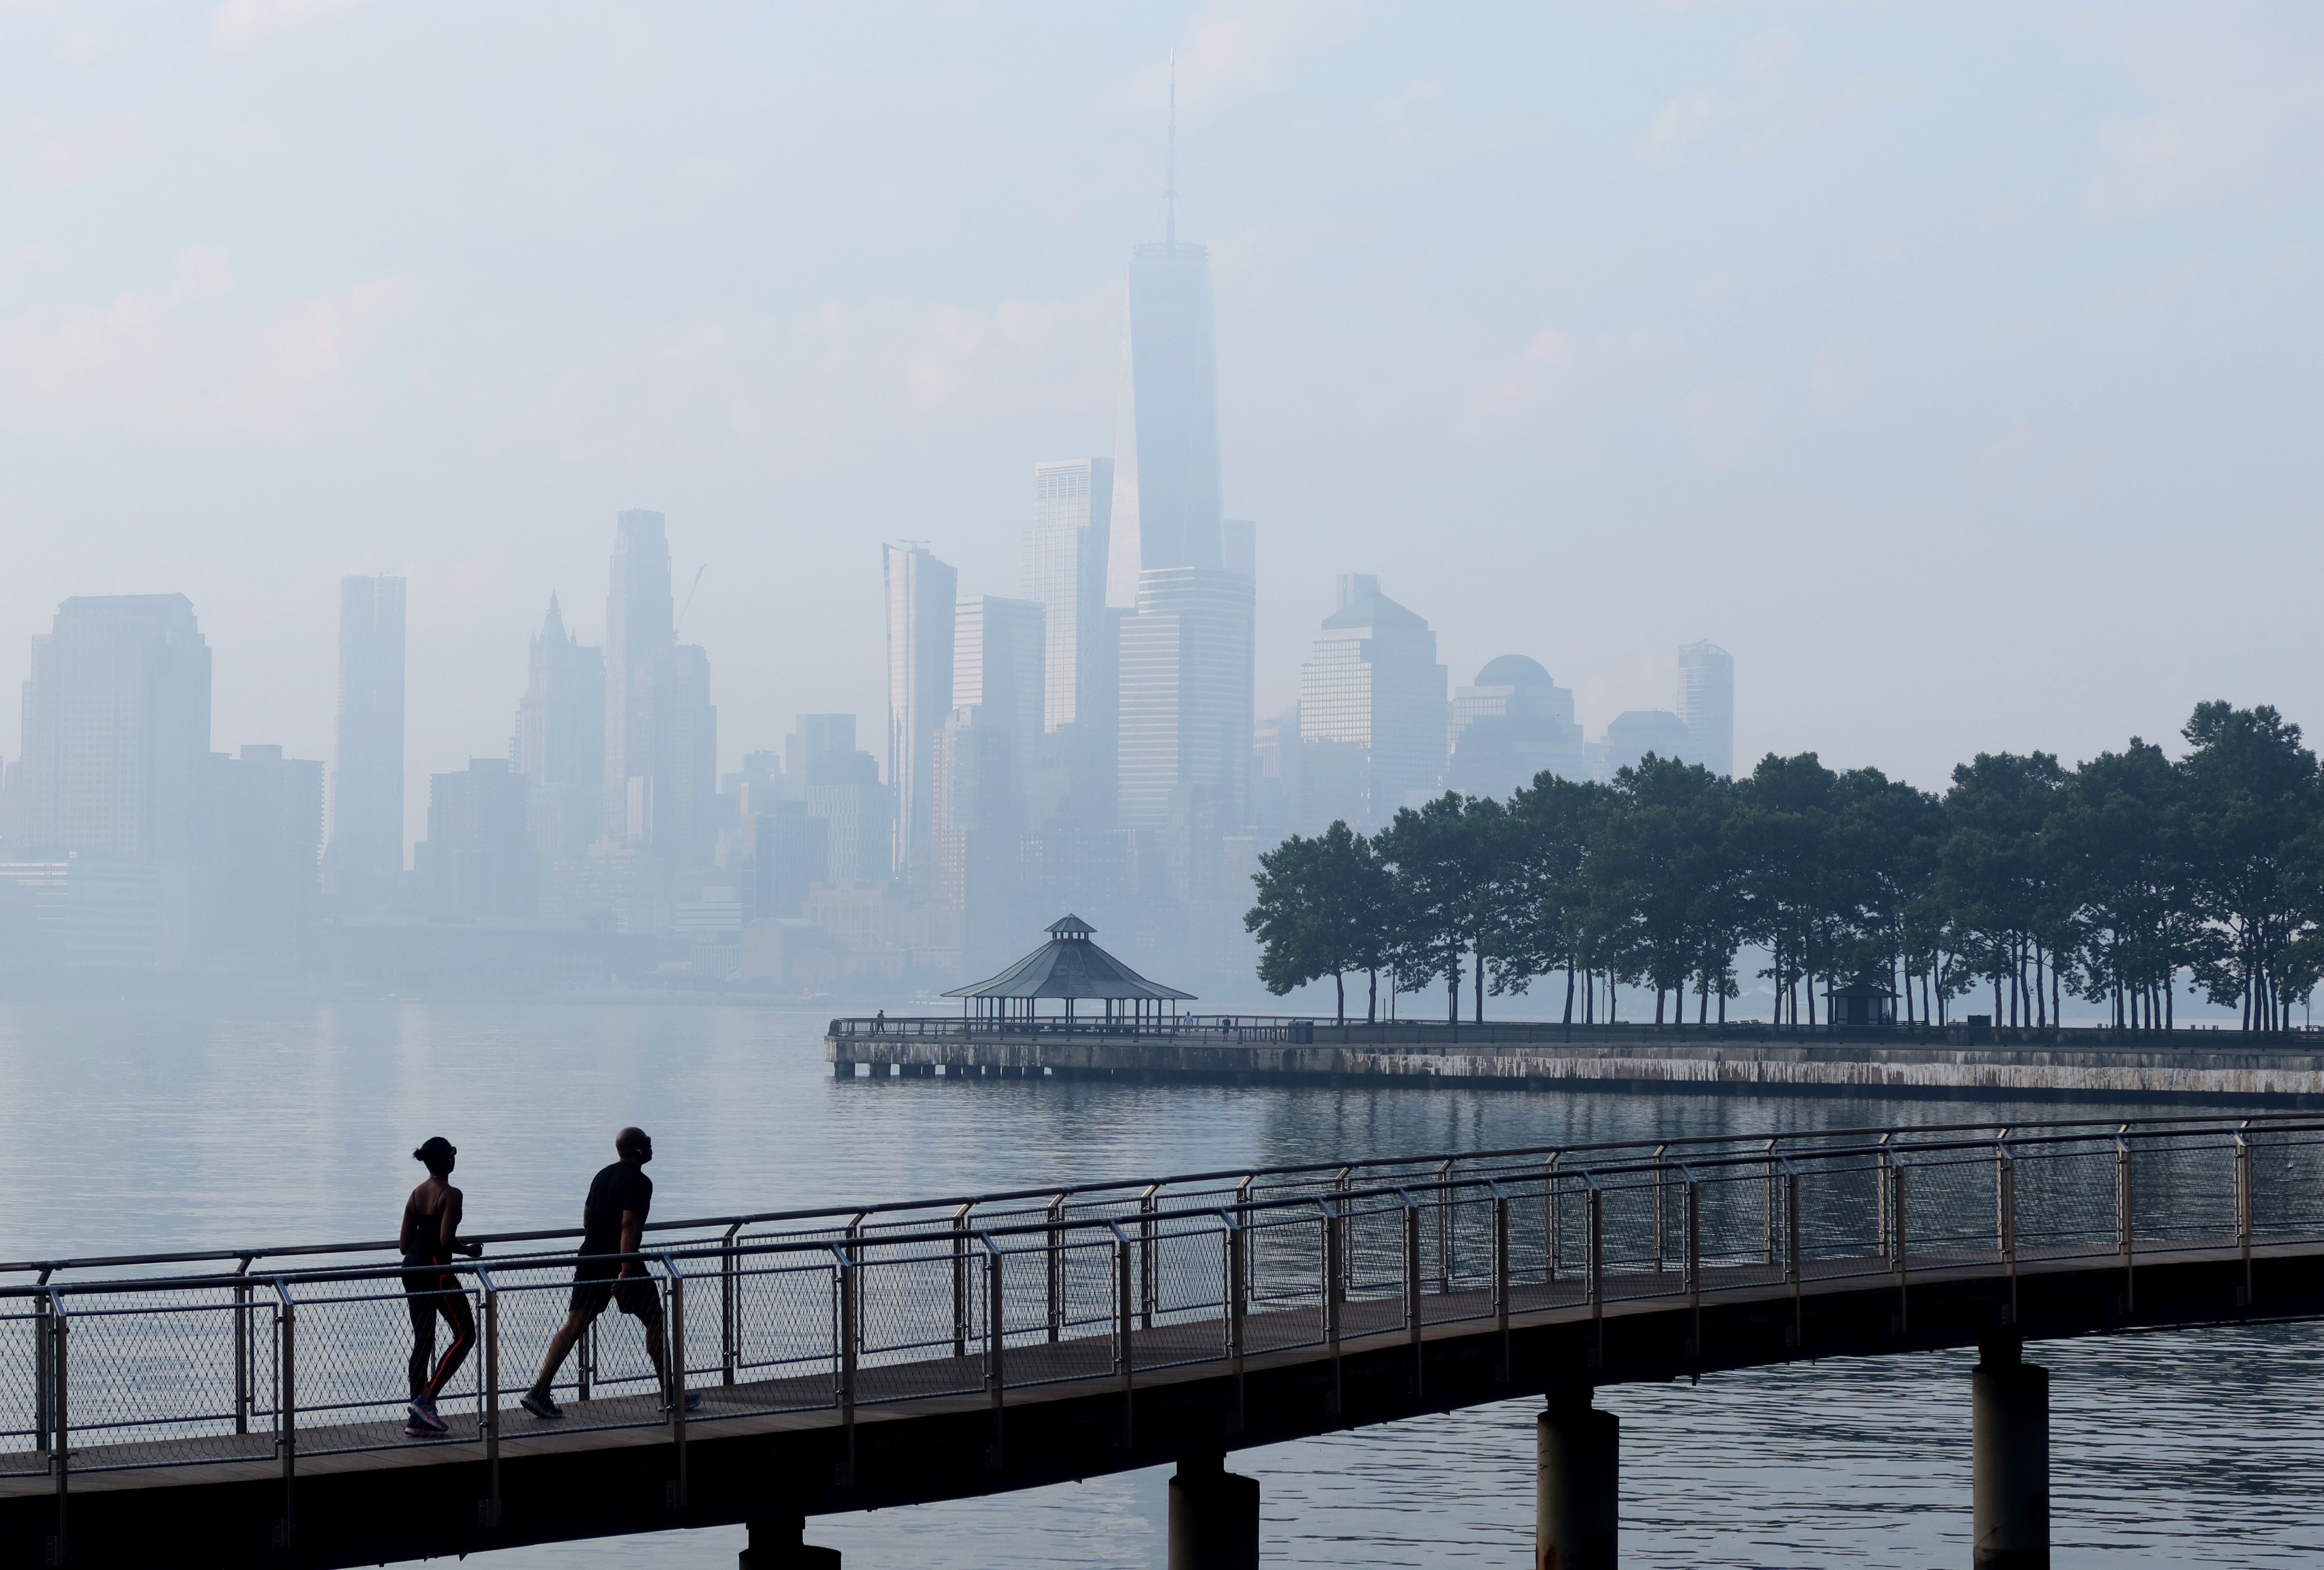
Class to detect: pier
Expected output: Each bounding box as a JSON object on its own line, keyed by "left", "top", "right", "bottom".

{"left": 825, "top": 1015, "right": 2324, "bottom": 1105}
{"left": 3, "top": 1113, "right": 2321, "bottom": 1567}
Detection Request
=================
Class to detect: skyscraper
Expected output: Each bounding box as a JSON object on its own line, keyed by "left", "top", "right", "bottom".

{"left": 5, "top": 594, "right": 213, "bottom": 862}
{"left": 1677, "top": 641, "right": 1736, "bottom": 777}
{"left": 1298, "top": 575, "right": 1448, "bottom": 830}
{"left": 602, "top": 512, "right": 717, "bottom": 869}
{"left": 1028, "top": 460, "right": 1112, "bottom": 729}
{"left": 954, "top": 594, "right": 1045, "bottom": 834}
{"left": 1117, "top": 567, "right": 1255, "bottom": 836}
{"left": 884, "top": 544, "right": 957, "bottom": 881}
{"left": 787, "top": 714, "right": 889, "bottom": 885}
{"left": 514, "top": 594, "right": 606, "bottom": 866}
{"left": 1599, "top": 710, "right": 1695, "bottom": 780}
{"left": 1447, "top": 656, "right": 1585, "bottom": 800}
{"left": 1106, "top": 83, "right": 1224, "bottom": 606}
{"left": 327, "top": 575, "right": 404, "bottom": 895}
{"left": 419, "top": 758, "right": 531, "bottom": 918}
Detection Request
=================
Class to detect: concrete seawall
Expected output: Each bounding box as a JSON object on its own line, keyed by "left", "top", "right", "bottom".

{"left": 823, "top": 1029, "right": 2324, "bottom": 1106}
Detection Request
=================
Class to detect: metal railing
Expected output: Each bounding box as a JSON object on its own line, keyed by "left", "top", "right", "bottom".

{"left": 6, "top": 1114, "right": 2322, "bottom": 1549}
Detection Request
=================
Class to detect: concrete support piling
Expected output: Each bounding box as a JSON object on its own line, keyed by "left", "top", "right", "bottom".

{"left": 1167, "top": 1454, "right": 1259, "bottom": 1570}
{"left": 1972, "top": 1339, "right": 2049, "bottom": 1569}
{"left": 1536, "top": 1392, "right": 1618, "bottom": 1570}
{"left": 738, "top": 1515, "right": 840, "bottom": 1568}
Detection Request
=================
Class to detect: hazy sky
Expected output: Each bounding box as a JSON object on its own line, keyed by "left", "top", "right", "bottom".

{"left": 3, "top": 2, "right": 2319, "bottom": 847}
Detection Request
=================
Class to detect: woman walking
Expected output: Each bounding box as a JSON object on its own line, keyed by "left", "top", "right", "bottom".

{"left": 401, "top": 1136, "right": 483, "bottom": 1436}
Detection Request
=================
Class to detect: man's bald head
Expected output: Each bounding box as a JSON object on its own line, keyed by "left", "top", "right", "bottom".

{"left": 616, "top": 1127, "right": 653, "bottom": 1162}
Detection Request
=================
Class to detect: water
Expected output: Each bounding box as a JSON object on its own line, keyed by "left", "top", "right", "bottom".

{"left": 6, "top": 999, "right": 2320, "bottom": 1567}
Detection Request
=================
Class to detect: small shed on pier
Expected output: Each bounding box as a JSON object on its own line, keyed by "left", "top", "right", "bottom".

{"left": 943, "top": 914, "right": 1196, "bottom": 1024}
{"left": 1825, "top": 973, "right": 1898, "bottom": 1029}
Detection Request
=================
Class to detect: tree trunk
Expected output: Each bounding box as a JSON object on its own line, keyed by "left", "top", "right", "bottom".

{"left": 1699, "top": 977, "right": 1709, "bottom": 1026}
{"left": 1563, "top": 963, "right": 1575, "bottom": 1026}
{"left": 1474, "top": 939, "right": 1486, "bottom": 1024}
{"left": 1334, "top": 970, "right": 1345, "bottom": 1024}
{"left": 1367, "top": 967, "right": 1378, "bottom": 1024}
{"left": 2165, "top": 971, "right": 2173, "bottom": 1032}
{"left": 1654, "top": 987, "right": 1665, "bottom": 1026}
{"left": 1446, "top": 955, "right": 1458, "bottom": 1026}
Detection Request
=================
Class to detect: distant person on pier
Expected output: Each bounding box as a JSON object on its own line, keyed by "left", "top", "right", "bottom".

{"left": 519, "top": 1127, "right": 700, "bottom": 1420}
{"left": 874, "top": 1009, "right": 886, "bottom": 1033}
{"left": 400, "top": 1136, "right": 484, "bottom": 1437}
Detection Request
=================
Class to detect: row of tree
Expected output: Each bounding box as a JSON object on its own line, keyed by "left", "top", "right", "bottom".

{"left": 1244, "top": 703, "right": 2324, "bottom": 1034}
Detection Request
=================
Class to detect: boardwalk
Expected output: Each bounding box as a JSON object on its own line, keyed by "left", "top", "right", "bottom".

{"left": 5, "top": 1114, "right": 2322, "bottom": 1568}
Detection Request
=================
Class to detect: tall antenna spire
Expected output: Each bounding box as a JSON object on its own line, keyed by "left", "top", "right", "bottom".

{"left": 1165, "top": 50, "right": 1178, "bottom": 246}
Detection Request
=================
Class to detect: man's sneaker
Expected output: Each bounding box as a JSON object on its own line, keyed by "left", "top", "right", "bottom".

{"left": 407, "top": 1399, "right": 449, "bottom": 1434}
{"left": 519, "top": 1387, "right": 564, "bottom": 1420}
{"left": 661, "top": 1391, "right": 703, "bottom": 1413}
{"left": 403, "top": 1416, "right": 432, "bottom": 1438}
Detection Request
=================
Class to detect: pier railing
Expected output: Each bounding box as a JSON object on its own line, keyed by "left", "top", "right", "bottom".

{"left": 6, "top": 1114, "right": 2321, "bottom": 1517}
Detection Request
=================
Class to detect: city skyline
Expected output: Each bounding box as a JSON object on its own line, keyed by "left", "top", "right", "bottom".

{"left": 3, "top": 8, "right": 2302, "bottom": 836}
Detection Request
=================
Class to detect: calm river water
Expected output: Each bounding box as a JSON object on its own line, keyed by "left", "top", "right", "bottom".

{"left": 3, "top": 1001, "right": 2318, "bottom": 1568}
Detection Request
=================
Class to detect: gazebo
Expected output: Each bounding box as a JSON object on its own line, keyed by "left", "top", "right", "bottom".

{"left": 943, "top": 914, "right": 1195, "bottom": 1026}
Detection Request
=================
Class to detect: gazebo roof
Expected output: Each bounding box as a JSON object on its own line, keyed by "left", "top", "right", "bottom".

{"left": 943, "top": 914, "right": 1196, "bottom": 1002}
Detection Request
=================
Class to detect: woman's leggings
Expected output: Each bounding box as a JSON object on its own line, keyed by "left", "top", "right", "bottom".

{"left": 405, "top": 1267, "right": 476, "bottom": 1403}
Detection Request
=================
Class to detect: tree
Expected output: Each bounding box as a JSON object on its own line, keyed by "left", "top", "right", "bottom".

{"left": 2047, "top": 741, "right": 2187, "bottom": 1032}
{"left": 1939, "top": 752, "right": 2067, "bottom": 1030}
{"left": 1588, "top": 755, "right": 1732, "bottom": 1026}
{"left": 2180, "top": 703, "right": 2321, "bottom": 1032}
{"left": 1733, "top": 753, "right": 1839, "bottom": 1030}
{"left": 1244, "top": 821, "right": 1390, "bottom": 1022}
{"left": 1376, "top": 793, "right": 1507, "bottom": 1025}
{"left": 1492, "top": 772, "right": 1605, "bottom": 1024}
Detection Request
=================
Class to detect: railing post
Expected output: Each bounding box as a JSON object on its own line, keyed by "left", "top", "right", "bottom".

{"left": 982, "top": 1236, "right": 1005, "bottom": 1466}
{"left": 1235, "top": 1176, "right": 1256, "bottom": 1308}
{"left": 951, "top": 1203, "right": 975, "bottom": 1359}
{"left": 232, "top": 1259, "right": 252, "bottom": 1437}
{"left": 1785, "top": 1161, "right": 1803, "bottom": 1346}
{"left": 1683, "top": 1167, "right": 1702, "bottom": 1359}
{"left": 1319, "top": 1198, "right": 1342, "bottom": 1417}
{"left": 1762, "top": 1138, "right": 1779, "bottom": 1267}
{"left": 273, "top": 1278, "right": 296, "bottom": 1550}
{"left": 1435, "top": 1159, "right": 1455, "bottom": 1291}
{"left": 2115, "top": 1130, "right": 2135, "bottom": 1313}
{"left": 1046, "top": 1193, "right": 1066, "bottom": 1343}
{"left": 1400, "top": 1191, "right": 1423, "bottom": 1395}
{"left": 1334, "top": 1167, "right": 1353, "bottom": 1304}
{"left": 1110, "top": 1224, "right": 1135, "bottom": 1447}
{"left": 1492, "top": 1185, "right": 1511, "bottom": 1380}
{"left": 1890, "top": 1159, "right": 1909, "bottom": 1334}
{"left": 46, "top": 1287, "right": 66, "bottom": 1568}
{"left": 577, "top": 1315, "right": 593, "bottom": 1404}
{"left": 1652, "top": 1144, "right": 1668, "bottom": 1275}
{"left": 1998, "top": 1142, "right": 2019, "bottom": 1326}
{"left": 664, "top": 1259, "right": 689, "bottom": 1507}
{"left": 1585, "top": 1175, "right": 1605, "bottom": 1368}
{"left": 1139, "top": 1185, "right": 1159, "bottom": 1330}
{"left": 32, "top": 1285, "right": 49, "bottom": 1461}
{"left": 1544, "top": 1153, "right": 1560, "bottom": 1285}
{"left": 1220, "top": 1211, "right": 1247, "bottom": 1432}
{"left": 477, "top": 1267, "right": 502, "bottom": 1529}
{"left": 831, "top": 1244, "right": 855, "bottom": 1489}
{"left": 2235, "top": 1126, "right": 2254, "bottom": 1308}
{"left": 1877, "top": 1134, "right": 1894, "bottom": 1259}
{"left": 720, "top": 1222, "right": 741, "bottom": 1387}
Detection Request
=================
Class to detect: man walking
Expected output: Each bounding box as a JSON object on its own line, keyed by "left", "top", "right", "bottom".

{"left": 519, "top": 1127, "right": 699, "bottom": 1418}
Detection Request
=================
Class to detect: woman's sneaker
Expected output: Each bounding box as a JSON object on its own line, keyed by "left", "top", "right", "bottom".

{"left": 406, "top": 1399, "right": 448, "bottom": 1434}
{"left": 519, "top": 1387, "right": 564, "bottom": 1420}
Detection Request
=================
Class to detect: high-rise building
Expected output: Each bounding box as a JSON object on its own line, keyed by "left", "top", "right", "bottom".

{"left": 754, "top": 800, "right": 828, "bottom": 920}
{"left": 1251, "top": 702, "right": 1301, "bottom": 843}
{"left": 206, "top": 744, "right": 324, "bottom": 959}
{"left": 954, "top": 596, "right": 1045, "bottom": 833}
{"left": 514, "top": 594, "right": 606, "bottom": 867}
{"left": 1118, "top": 567, "right": 1255, "bottom": 835}
{"left": 602, "top": 512, "right": 717, "bottom": 869}
{"left": 1447, "top": 656, "right": 1586, "bottom": 801}
{"left": 5, "top": 594, "right": 212, "bottom": 863}
{"left": 788, "top": 715, "right": 889, "bottom": 886}
{"left": 1297, "top": 576, "right": 1447, "bottom": 831}
{"left": 1028, "top": 460, "right": 1113, "bottom": 731}
{"left": 327, "top": 575, "right": 404, "bottom": 896}
{"left": 1677, "top": 640, "right": 1736, "bottom": 777}
{"left": 1105, "top": 101, "right": 1224, "bottom": 606}
{"left": 419, "top": 757, "right": 531, "bottom": 918}
{"left": 1599, "top": 710, "right": 1695, "bottom": 781}
{"left": 884, "top": 544, "right": 957, "bottom": 881}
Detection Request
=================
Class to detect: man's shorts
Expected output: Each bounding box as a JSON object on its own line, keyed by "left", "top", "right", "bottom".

{"left": 569, "top": 1258, "right": 662, "bottom": 1324}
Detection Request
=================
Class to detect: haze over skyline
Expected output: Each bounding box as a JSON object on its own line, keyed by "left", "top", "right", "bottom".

{"left": 4, "top": 3, "right": 2319, "bottom": 848}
